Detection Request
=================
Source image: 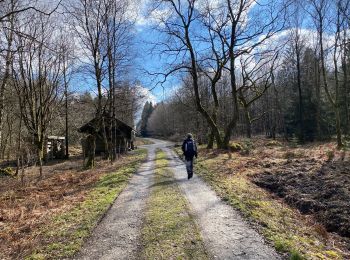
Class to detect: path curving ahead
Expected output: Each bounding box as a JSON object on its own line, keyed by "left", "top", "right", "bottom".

{"left": 76, "top": 139, "right": 281, "bottom": 260}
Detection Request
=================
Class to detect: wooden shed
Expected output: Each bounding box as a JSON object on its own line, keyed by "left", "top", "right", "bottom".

{"left": 79, "top": 116, "right": 135, "bottom": 155}
{"left": 45, "top": 136, "right": 66, "bottom": 160}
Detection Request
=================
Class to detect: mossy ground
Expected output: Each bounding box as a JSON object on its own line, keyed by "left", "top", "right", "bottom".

{"left": 141, "top": 150, "right": 208, "bottom": 260}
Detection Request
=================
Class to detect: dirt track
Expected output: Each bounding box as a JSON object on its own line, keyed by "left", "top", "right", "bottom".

{"left": 76, "top": 144, "right": 157, "bottom": 260}
{"left": 77, "top": 139, "right": 281, "bottom": 259}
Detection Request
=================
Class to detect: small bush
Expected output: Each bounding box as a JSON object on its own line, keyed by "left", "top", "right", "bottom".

{"left": 240, "top": 139, "right": 255, "bottom": 155}
{"left": 266, "top": 140, "right": 282, "bottom": 147}
{"left": 289, "top": 135, "right": 299, "bottom": 148}
{"left": 0, "top": 167, "right": 15, "bottom": 177}
{"left": 326, "top": 150, "right": 334, "bottom": 161}
{"left": 283, "top": 151, "right": 296, "bottom": 159}
{"left": 229, "top": 142, "right": 242, "bottom": 152}
{"left": 290, "top": 250, "right": 304, "bottom": 260}
{"left": 274, "top": 239, "right": 289, "bottom": 252}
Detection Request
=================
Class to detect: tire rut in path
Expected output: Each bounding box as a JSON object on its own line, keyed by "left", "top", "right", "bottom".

{"left": 75, "top": 146, "right": 156, "bottom": 260}
{"left": 162, "top": 147, "right": 282, "bottom": 260}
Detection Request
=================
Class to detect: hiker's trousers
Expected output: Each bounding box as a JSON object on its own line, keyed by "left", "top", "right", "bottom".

{"left": 185, "top": 159, "right": 193, "bottom": 176}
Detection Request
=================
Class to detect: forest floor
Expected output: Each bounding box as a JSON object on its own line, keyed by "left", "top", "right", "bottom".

{"left": 0, "top": 148, "right": 147, "bottom": 259}
{"left": 179, "top": 137, "right": 350, "bottom": 259}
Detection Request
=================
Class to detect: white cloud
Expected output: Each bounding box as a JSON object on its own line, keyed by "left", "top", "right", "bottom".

{"left": 136, "top": 85, "right": 158, "bottom": 105}
{"left": 136, "top": 8, "right": 172, "bottom": 27}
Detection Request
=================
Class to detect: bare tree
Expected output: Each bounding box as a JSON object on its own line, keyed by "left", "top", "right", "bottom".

{"left": 0, "top": 0, "right": 16, "bottom": 153}
{"left": 237, "top": 52, "right": 279, "bottom": 138}
{"left": 70, "top": 0, "right": 110, "bottom": 161}
{"left": 151, "top": 0, "right": 287, "bottom": 148}
{"left": 12, "top": 11, "right": 65, "bottom": 179}
{"left": 286, "top": 1, "right": 307, "bottom": 142}
{"left": 0, "top": 0, "right": 61, "bottom": 23}
{"left": 308, "top": 0, "right": 344, "bottom": 148}
{"left": 339, "top": 0, "right": 350, "bottom": 135}
{"left": 104, "top": 0, "right": 135, "bottom": 161}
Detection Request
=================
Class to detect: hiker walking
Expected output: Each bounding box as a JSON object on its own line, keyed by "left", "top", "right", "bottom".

{"left": 182, "top": 133, "right": 197, "bottom": 179}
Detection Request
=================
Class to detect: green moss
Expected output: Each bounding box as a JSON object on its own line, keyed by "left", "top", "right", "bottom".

{"left": 325, "top": 250, "right": 341, "bottom": 258}
{"left": 0, "top": 167, "right": 15, "bottom": 177}
{"left": 27, "top": 149, "right": 147, "bottom": 260}
{"left": 25, "top": 253, "right": 45, "bottom": 260}
{"left": 141, "top": 150, "right": 208, "bottom": 259}
{"left": 266, "top": 140, "right": 282, "bottom": 147}
{"left": 229, "top": 142, "right": 243, "bottom": 152}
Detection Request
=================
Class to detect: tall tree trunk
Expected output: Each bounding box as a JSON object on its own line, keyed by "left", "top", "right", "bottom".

{"left": 243, "top": 106, "right": 252, "bottom": 138}
{"left": 85, "top": 134, "right": 96, "bottom": 168}
{"left": 64, "top": 59, "right": 69, "bottom": 159}
{"left": 16, "top": 114, "right": 23, "bottom": 177}
{"left": 207, "top": 112, "right": 218, "bottom": 149}
{"left": 296, "top": 40, "right": 304, "bottom": 143}
{"left": 319, "top": 12, "right": 343, "bottom": 148}
{"left": 184, "top": 26, "right": 224, "bottom": 148}
{"left": 223, "top": 11, "right": 240, "bottom": 149}
{"left": 342, "top": 30, "right": 349, "bottom": 136}
{"left": 207, "top": 130, "right": 214, "bottom": 149}
{"left": 333, "top": 7, "right": 343, "bottom": 148}
{"left": 272, "top": 72, "right": 278, "bottom": 140}
{"left": 95, "top": 63, "right": 109, "bottom": 160}
{"left": 7, "top": 116, "right": 13, "bottom": 162}
{"left": 315, "top": 56, "right": 321, "bottom": 140}
{"left": 107, "top": 20, "right": 116, "bottom": 162}
{"left": 21, "top": 154, "right": 25, "bottom": 186}
{"left": 335, "top": 109, "right": 342, "bottom": 147}
{"left": 223, "top": 48, "right": 239, "bottom": 149}
{"left": 37, "top": 144, "right": 43, "bottom": 180}
{"left": 0, "top": 8, "right": 14, "bottom": 159}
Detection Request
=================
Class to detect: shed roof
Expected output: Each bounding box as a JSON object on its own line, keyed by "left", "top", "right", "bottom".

{"left": 79, "top": 116, "right": 134, "bottom": 136}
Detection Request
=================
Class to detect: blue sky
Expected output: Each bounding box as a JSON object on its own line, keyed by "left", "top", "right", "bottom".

{"left": 134, "top": 24, "right": 181, "bottom": 103}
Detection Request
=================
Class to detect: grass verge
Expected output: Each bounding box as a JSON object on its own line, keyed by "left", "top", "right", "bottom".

{"left": 27, "top": 149, "right": 147, "bottom": 260}
{"left": 174, "top": 145, "right": 347, "bottom": 260}
{"left": 141, "top": 150, "right": 208, "bottom": 259}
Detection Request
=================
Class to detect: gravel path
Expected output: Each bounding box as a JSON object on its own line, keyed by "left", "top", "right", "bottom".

{"left": 76, "top": 144, "right": 158, "bottom": 260}
{"left": 162, "top": 147, "right": 282, "bottom": 260}
{"left": 76, "top": 139, "right": 281, "bottom": 259}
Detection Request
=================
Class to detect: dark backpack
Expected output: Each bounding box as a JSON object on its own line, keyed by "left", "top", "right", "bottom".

{"left": 184, "top": 139, "right": 195, "bottom": 156}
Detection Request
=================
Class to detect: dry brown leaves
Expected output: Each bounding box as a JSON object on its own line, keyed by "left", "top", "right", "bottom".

{"left": 0, "top": 155, "right": 131, "bottom": 259}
